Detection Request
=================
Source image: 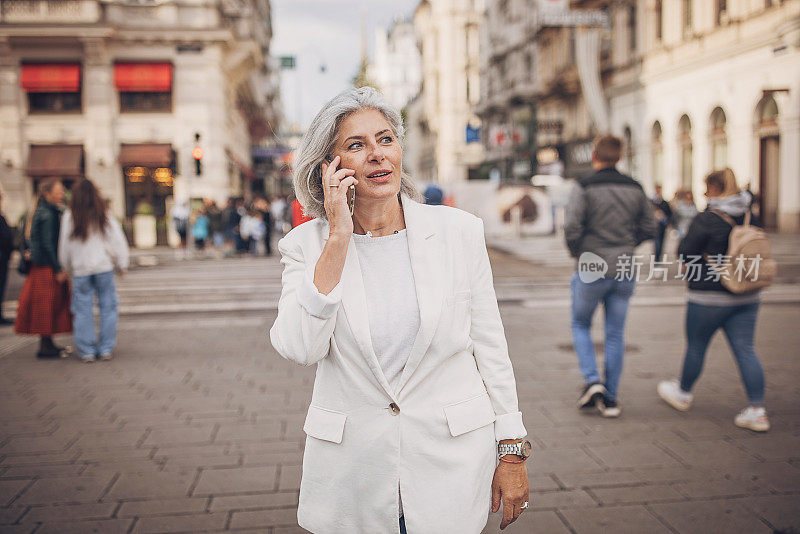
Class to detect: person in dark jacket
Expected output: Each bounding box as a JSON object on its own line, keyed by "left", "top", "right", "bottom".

{"left": 564, "top": 135, "right": 656, "bottom": 417}
{"left": 0, "top": 187, "right": 15, "bottom": 325}
{"left": 658, "top": 168, "right": 769, "bottom": 432}
{"left": 651, "top": 185, "right": 672, "bottom": 260}
{"left": 14, "top": 179, "right": 72, "bottom": 357}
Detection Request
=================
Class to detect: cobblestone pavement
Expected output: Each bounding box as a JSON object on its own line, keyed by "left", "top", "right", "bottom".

{"left": 0, "top": 248, "right": 798, "bottom": 534}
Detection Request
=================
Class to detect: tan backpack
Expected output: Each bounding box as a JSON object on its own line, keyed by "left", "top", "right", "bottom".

{"left": 705, "top": 210, "right": 777, "bottom": 294}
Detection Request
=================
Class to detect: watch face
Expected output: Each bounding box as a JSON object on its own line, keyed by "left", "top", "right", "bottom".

{"left": 522, "top": 441, "right": 532, "bottom": 458}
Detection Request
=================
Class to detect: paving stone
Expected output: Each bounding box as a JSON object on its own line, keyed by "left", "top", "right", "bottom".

{"left": 0, "top": 464, "right": 84, "bottom": 478}
{"left": 142, "top": 426, "right": 215, "bottom": 447}
{"left": 589, "top": 483, "right": 685, "bottom": 505}
{"left": 560, "top": 504, "right": 673, "bottom": 534}
{"left": 229, "top": 507, "right": 298, "bottom": 529}
{"left": 0, "top": 505, "right": 26, "bottom": 523}
{"left": 736, "top": 494, "right": 800, "bottom": 532}
{"left": 0, "top": 479, "right": 31, "bottom": 506}
{"left": 278, "top": 464, "right": 301, "bottom": 491}
{"left": 732, "top": 433, "right": 800, "bottom": 461}
{"left": 34, "top": 518, "right": 134, "bottom": 534}
{"left": 214, "top": 422, "right": 283, "bottom": 443}
{"left": 531, "top": 488, "right": 596, "bottom": 509}
{"left": 193, "top": 465, "right": 278, "bottom": 496}
{"left": 208, "top": 491, "right": 298, "bottom": 512}
{"left": 482, "top": 509, "right": 571, "bottom": 534}
{"left": 118, "top": 497, "right": 208, "bottom": 517}
{"left": 587, "top": 443, "right": 683, "bottom": 469}
{"left": 650, "top": 499, "right": 772, "bottom": 534}
{"left": 530, "top": 447, "right": 603, "bottom": 474}
{"left": 72, "top": 430, "right": 147, "bottom": 450}
{"left": 14, "top": 476, "right": 112, "bottom": 505}
{"left": 19, "top": 501, "right": 117, "bottom": 522}
{"left": 104, "top": 471, "right": 195, "bottom": 500}
{"left": 132, "top": 512, "right": 228, "bottom": 533}
{"left": 659, "top": 439, "right": 761, "bottom": 466}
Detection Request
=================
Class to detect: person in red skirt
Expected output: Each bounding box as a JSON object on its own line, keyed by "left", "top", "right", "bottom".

{"left": 15, "top": 178, "right": 72, "bottom": 358}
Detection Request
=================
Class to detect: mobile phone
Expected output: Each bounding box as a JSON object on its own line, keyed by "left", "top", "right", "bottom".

{"left": 324, "top": 155, "right": 355, "bottom": 215}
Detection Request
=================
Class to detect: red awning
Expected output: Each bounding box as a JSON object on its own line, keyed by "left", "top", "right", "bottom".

{"left": 21, "top": 64, "right": 81, "bottom": 92}
{"left": 114, "top": 63, "right": 172, "bottom": 92}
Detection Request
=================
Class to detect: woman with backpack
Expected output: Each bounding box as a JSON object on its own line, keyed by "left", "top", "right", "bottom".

{"left": 58, "top": 179, "right": 129, "bottom": 362}
{"left": 658, "top": 168, "right": 769, "bottom": 432}
{"left": 14, "top": 179, "right": 72, "bottom": 358}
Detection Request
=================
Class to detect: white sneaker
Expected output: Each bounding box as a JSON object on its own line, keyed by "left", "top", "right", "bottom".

{"left": 81, "top": 355, "right": 96, "bottom": 363}
{"left": 99, "top": 353, "right": 113, "bottom": 361}
{"left": 657, "top": 379, "right": 693, "bottom": 412}
{"left": 734, "top": 406, "right": 770, "bottom": 432}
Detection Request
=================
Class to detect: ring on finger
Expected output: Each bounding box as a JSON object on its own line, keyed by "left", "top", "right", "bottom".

{"left": 329, "top": 181, "right": 339, "bottom": 188}
{"left": 520, "top": 501, "right": 529, "bottom": 510}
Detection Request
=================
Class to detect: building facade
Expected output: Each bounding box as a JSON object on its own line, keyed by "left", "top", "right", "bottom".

{"left": 0, "top": 0, "right": 280, "bottom": 243}
{"left": 368, "top": 19, "right": 422, "bottom": 113}
{"left": 407, "top": 0, "right": 484, "bottom": 185}
{"left": 629, "top": 0, "right": 800, "bottom": 232}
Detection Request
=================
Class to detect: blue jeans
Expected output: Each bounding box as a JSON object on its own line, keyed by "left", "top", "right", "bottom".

{"left": 570, "top": 273, "right": 636, "bottom": 400}
{"left": 680, "top": 302, "right": 765, "bottom": 405}
{"left": 71, "top": 271, "right": 119, "bottom": 358}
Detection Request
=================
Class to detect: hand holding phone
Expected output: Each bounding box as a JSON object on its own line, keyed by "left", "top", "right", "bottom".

{"left": 321, "top": 155, "right": 357, "bottom": 237}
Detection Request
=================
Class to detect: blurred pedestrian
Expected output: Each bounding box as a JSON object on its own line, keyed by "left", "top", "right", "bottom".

{"left": 424, "top": 184, "right": 444, "bottom": 205}
{"left": 671, "top": 188, "right": 699, "bottom": 240}
{"left": 206, "top": 199, "right": 224, "bottom": 253}
{"left": 563, "top": 135, "right": 656, "bottom": 417}
{"left": 171, "top": 200, "right": 190, "bottom": 260}
{"left": 0, "top": 186, "right": 15, "bottom": 325}
{"left": 58, "top": 178, "right": 129, "bottom": 363}
{"left": 651, "top": 184, "right": 672, "bottom": 260}
{"left": 254, "top": 197, "right": 273, "bottom": 256}
{"left": 291, "top": 197, "right": 312, "bottom": 227}
{"left": 14, "top": 179, "right": 72, "bottom": 358}
{"left": 658, "top": 168, "right": 769, "bottom": 432}
{"left": 270, "top": 195, "right": 287, "bottom": 234}
{"left": 239, "top": 208, "right": 264, "bottom": 255}
{"left": 192, "top": 206, "right": 210, "bottom": 253}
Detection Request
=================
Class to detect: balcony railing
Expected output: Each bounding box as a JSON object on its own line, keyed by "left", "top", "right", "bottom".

{"left": 1, "top": 0, "right": 100, "bottom": 23}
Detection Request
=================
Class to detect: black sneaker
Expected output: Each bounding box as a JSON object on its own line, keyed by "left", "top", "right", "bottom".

{"left": 599, "top": 397, "right": 621, "bottom": 418}
{"left": 578, "top": 382, "right": 607, "bottom": 408}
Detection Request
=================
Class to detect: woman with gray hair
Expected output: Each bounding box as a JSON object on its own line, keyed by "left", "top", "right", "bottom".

{"left": 270, "top": 87, "right": 530, "bottom": 533}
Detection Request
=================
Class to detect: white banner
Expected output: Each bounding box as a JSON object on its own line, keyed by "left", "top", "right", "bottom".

{"left": 575, "top": 28, "right": 609, "bottom": 132}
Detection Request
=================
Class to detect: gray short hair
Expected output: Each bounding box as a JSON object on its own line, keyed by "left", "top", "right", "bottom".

{"left": 292, "top": 86, "right": 422, "bottom": 220}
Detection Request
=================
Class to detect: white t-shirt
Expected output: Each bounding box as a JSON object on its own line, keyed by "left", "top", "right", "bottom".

{"left": 352, "top": 229, "right": 420, "bottom": 392}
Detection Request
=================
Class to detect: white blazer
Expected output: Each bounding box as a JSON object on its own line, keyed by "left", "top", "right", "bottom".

{"left": 270, "top": 195, "right": 526, "bottom": 534}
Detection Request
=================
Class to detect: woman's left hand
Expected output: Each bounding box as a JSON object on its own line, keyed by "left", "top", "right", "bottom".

{"left": 491, "top": 459, "right": 529, "bottom": 530}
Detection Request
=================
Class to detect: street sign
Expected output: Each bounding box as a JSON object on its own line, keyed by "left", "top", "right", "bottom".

{"left": 280, "top": 56, "right": 296, "bottom": 69}
{"left": 466, "top": 124, "right": 481, "bottom": 143}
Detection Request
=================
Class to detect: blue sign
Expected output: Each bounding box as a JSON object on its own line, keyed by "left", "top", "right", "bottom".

{"left": 466, "top": 124, "right": 481, "bottom": 144}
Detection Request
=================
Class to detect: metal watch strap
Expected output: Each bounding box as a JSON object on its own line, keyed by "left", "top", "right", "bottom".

{"left": 498, "top": 442, "right": 522, "bottom": 458}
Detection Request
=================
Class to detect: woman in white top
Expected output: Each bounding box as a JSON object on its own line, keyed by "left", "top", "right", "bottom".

{"left": 269, "top": 87, "right": 530, "bottom": 533}
{"left": 58, "top": 179, "right": 129, "bottom": 362}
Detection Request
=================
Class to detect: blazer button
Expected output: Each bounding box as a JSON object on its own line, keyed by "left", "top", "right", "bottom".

{"left": 389, "top": 402, "right": 400, "bottom": 415}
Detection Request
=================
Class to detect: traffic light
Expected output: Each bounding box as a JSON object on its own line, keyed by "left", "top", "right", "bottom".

{"left": 192, "top": 132, "right": 203, "bottom": 176}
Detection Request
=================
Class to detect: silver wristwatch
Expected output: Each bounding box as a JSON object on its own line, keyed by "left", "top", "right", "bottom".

{"left": 498, "top": 440, "right": 532, "bottom": 460}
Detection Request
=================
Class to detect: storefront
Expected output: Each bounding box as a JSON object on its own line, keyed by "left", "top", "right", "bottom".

{"left": 119, "top": 143, "right": 175, "bottom": 245}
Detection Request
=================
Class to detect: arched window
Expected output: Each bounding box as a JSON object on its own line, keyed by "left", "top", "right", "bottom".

{"left": 623, "top": 126, "right": 634, "bottom": 175}
{"left": 678, "top": 114, "right": 693, "bottom": 189}
{"left": 651, "top": 121, "right": 663, "bottom": 186}
{"left": 709, "top": 107, "right": 727, "bottom": 169}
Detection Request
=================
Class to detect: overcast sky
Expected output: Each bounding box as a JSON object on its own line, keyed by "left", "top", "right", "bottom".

{"left": 271, "top": 0, "right": 419, "bottom": 134}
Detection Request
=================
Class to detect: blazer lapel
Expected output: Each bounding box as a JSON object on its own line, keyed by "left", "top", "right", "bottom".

{"left": 333, "top": 232, "right": 398, "bottom": 402}
{"left": 396, "top": 195, "right": 445, "bottom": 394}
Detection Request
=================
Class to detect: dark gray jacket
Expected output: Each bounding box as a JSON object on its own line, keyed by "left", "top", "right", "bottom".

{"left": 563, "top": 167, "right": 656, "bottom": 277}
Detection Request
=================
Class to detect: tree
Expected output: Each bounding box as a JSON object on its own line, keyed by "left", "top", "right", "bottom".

{"left": 352, "top": 58, "right": 378, "bottom": 89}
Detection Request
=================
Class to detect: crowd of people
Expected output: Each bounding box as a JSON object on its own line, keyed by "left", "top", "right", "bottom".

{"left": 169, "top": 195, "right": 300, "bottom": 259}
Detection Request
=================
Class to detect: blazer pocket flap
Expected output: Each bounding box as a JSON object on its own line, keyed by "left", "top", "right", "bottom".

{"left": 443, "top": 393, "right": 496, "bottom": 437}
{"left": 303, "top": 405, "right": 347, "bottom": 444}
